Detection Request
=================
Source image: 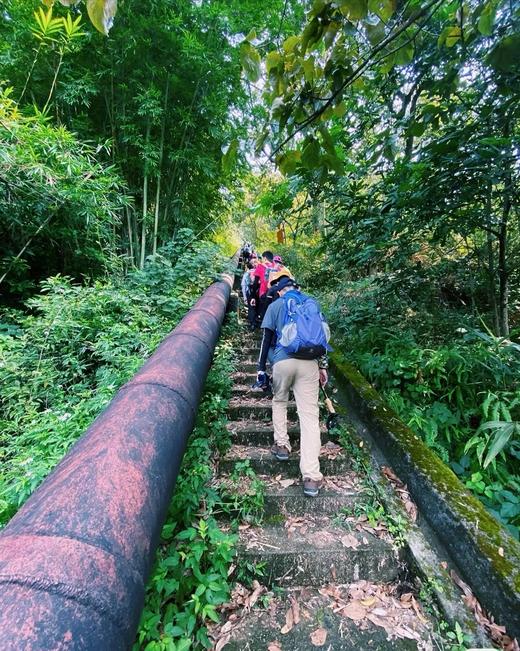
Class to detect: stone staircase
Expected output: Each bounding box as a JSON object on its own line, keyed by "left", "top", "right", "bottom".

{"left": 214, "top": 324, "right": 436, "bottom": 650}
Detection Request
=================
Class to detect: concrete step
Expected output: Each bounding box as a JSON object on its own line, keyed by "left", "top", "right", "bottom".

{"left": 218, "top": 584, "right": 427, "bottom": 650}
{"left": 227, "top": 421, "right": 299, "bottom": 446}
{"left": 242, "top": 362, "right": 265, "bottom": 373}
{"left": 231, "top": 385, "right": 271, "bottom": 398}
{"left": 238, "top": 521, "right": 399, "bottom": 587}
{"left": 218, "top": 445, "right": 351, "bottom": 476}
{"left": 231, "top": 371, "right": 259, "bottom": 384}
{"left": 241, "top": 347, "right": 261, "bottom": 355}
{"left": 228, "top": 402, "right": 297, "bottom": 421}
{"left": 263, "top": 483, "right": 361, "bottom": 517}
{"left": 226, "top": 420, "right": 330, "bottom": 446}
{"left": 240, "top": 356, "right": 261, "bottom": 365}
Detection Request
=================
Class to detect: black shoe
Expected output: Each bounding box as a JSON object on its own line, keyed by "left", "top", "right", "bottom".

{"left": 303, "top": 478, "right": 322, "bottom": 497}
{"left": 271, "top": 445, "right": 289, "bottom": 461}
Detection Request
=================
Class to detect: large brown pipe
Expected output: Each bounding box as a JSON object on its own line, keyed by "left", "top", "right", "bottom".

{"left": 0, "top": 274, "right": 233, "bottom": 650}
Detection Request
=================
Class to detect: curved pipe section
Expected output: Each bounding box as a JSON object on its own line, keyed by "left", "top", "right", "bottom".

{"left": 0, "top": 274, "right": 233, "bottom": 650}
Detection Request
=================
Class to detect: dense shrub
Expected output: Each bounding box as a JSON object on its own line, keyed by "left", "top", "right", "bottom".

{"left": 0, "top": 233, "right": 229, "bottom": 524}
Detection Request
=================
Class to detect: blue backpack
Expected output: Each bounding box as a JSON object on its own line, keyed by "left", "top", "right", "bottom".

{"left": 278, "top": 290, "right": 332, "bottom": 359}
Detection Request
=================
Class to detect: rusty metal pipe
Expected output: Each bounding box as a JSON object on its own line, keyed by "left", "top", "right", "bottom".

{"left": 0, "top": 274, "right": 233, "bottom": 650}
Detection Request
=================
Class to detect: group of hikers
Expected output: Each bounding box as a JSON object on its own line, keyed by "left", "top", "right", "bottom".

{"left": 239, "top": 242, "right": 331, "bottom": 499}
{"left": 239, "top": 244, "right": 294, "bottom": 331}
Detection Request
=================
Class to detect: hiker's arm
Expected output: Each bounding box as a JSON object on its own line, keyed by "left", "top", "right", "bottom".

{"left": 257, "top": 327, "right": 274, "bottom": 373}
{"left": 318, "top": 353, "right": 328, "bottom": 386}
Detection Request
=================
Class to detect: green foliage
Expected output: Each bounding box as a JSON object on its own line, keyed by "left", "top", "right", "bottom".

{"left": 334, "top": 423, "right": 408, "bottom": 548}
{"left": 0, "top": 91, "right": 126, "bottom": 301}
{"left": 135, "top": 331, "right": 238, "bottom": 649}
{"left": 335, "top": 284, "right": 520, "bottom": 536}
{"left": 0, "top": 0, "right": 265, "bottom": 278}
{"left": 0, "top": 236, "right": 229, "bottom": 524}
{"left": 0, "top": 232, "right": 236, "bottom": 648}
{"left": 217, "top": 460, "right": 266, "bottom": 524}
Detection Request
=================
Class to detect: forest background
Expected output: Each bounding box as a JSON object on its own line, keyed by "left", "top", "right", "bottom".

{"left": 0, "top": 0, "right": 519, "bottom": 647}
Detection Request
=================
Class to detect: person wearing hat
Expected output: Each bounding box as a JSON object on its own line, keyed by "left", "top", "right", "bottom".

{"left": 256, "top": 275, "right": 328, "bottom": 498}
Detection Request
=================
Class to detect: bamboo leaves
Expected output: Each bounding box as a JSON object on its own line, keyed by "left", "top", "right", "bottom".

{"left": 40, "top": 0, "right": 117, "bottom": 36}
{"left": 32, "top": 7, "right": 64, "bottom": 43}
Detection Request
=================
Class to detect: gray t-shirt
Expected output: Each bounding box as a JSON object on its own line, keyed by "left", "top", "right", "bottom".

{"left": 261, "top": 297, "right": 291, "bottom": 365}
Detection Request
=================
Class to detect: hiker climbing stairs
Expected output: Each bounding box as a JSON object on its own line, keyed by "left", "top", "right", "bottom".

{"left": 212, "top": 318, "right": 440, "bottom": 650}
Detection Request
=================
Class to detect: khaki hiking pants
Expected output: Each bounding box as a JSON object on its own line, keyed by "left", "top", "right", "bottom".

{"left": 272, "top": 358, "right": 323, "bottom": 482}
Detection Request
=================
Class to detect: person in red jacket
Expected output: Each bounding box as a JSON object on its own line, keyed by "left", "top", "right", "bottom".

{"left": 250, "top": 250, "right": 275, "bottom": 323}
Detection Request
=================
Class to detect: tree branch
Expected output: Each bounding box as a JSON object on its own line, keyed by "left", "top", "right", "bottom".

{"left": 269, "top": 0, "right": 444, "bottom": 160}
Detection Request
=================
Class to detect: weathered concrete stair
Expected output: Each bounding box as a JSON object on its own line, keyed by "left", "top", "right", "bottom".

{"left": 213, "top": 313, "right": 437, "bottom": 649}
{"left": 226, "top": 421, "right": 326, "bottom": 446}
{"left": 262, "top": 482, "right": 361, "bottom": 516}
{"left": 228, "top": 402, "right": 297, "bottom": 420}
{"left": 221, "top": 586, "right": 421, "bottom": 651}
{"left": 219, "top": 444, "right": 352, "bottom": 476}
{"left": 239, "top": 521, "right": 399, "bottom": 587}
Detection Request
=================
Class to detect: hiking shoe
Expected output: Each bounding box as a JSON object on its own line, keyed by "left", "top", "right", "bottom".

{"left": 271, "top": 444, "right": 289, "bottom": 461}
{"left": 303, "top": 478, "right": 322, "bottom": 498}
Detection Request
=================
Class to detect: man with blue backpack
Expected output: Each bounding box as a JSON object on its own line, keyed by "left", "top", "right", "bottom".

{"left": 255, "top": 274, "right": 331, "bottom": 497}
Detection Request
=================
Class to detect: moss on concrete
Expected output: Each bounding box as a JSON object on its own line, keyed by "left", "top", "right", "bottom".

{"left": 330, "top": 348, "right": 520, "bottom": 636}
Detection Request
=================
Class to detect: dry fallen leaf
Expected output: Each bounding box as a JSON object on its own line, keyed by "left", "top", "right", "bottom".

{"left": 279, "top": 478, "right": 296, "bottom": 489}
{"left": 341, "top": 601, "right": 366, "bottom": 621}
{"left": 220, "top": 620, "right": 233, "bottom": 635}
{"left": 245, "top": 580, "right": 264, "bottom": 611}
{"left": 382, "top": 465, "right": 400, "bottom": 483}
{"left": 310, "top": 627, "right": 328, "bottom": 646}
{"left": 215, "top": 633, "right": 231, "bottom": 651}
{"left": 341, "top": 533, "right": 361, "bottom": 549}
{"left": 267, "top": 642, "right": 282, "bottom": 651}
{"left": 280, "top": 606, "right": 294, "bottom": 635}
{"left": 361, "top": 596, "right": 377, "bottom": 607}
{"left": 290, "top": 595, "right": 301, "bottom": 625}
{"left": 404, "top": 498, "right": 418, "bottom": 522}
{"left": 227, "top": 563, "right": 236, "bottom": 577}
{"left": 394, "top": 625, "right": 421, "bottom": 641}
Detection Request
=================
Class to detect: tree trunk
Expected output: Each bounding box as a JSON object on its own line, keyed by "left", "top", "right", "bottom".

{"left": 126, "top": 206, "right": 135, "bottom": 266}
{"left": 404, "top": 85, "right": 421, "bottom": 163}
{"left": 140, "top": 121, "right": 151, "bottom": 270}
{"left": 497, "top": 198, "right": 510, "bottom": 338}
{"left": 486, "top": 230, "right": 499, "bottom": 334}
{"left": 153, "top": 78, "right": 169, "bottom": 256}
{"left": 497, "top": 120, "right": 513, "bottom": 338}
{"left": 484, "top": 187, "right": 499, "bottom": 334}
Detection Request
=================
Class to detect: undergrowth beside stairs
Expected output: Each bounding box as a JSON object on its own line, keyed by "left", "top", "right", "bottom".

{"left": 134, "top": 319, "right": 239, "bottom": 651}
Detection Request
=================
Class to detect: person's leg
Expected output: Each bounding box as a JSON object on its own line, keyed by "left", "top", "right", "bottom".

{"left": 272, "top": 359, "right": 296, "bottom": 452}
{"left": 292, "top": 360, "right": 322, "bottom": 482}
{"left": 258, "top": 294, "right": 269, "bottom": 322}
{"left": 247, "top": 295, "right": 256, "bottom": 329}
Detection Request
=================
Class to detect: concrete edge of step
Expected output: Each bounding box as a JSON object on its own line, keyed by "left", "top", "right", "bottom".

{"left": 331, "top": 350, "right": 515, "bottom": 647}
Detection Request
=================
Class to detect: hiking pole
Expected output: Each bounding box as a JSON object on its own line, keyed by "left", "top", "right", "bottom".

{"left": 320, "top": 384, "right": 342, "bottom": 431}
